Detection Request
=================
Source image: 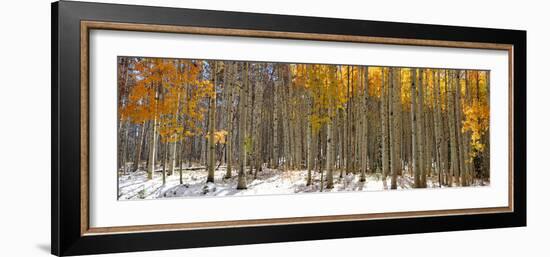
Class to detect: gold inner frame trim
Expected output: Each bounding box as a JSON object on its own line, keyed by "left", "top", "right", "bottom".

{"left": 80, "top": 20, "right": 514, "bottom": 236}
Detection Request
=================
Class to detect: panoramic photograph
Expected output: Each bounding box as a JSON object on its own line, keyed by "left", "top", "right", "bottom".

{"left": 116, "top": 57, "right": 491, "bottom": 200}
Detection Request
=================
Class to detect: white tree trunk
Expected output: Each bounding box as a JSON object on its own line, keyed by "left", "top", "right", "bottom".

{"left": 237, "top": 63, "right": 249, "bottom": 189}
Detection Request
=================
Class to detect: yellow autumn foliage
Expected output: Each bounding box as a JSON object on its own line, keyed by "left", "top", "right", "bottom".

{"left": 205, "top": 130, "right": 229, "bottom": 144}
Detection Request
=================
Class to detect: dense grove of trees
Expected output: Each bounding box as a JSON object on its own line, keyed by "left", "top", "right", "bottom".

{"left": 117, "top": 57, "right": 490, "bottom": 197}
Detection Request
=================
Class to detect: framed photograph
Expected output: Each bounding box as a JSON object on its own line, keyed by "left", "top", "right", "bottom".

{"left": 51, "top": 1, "right": 526, "bottom": 256}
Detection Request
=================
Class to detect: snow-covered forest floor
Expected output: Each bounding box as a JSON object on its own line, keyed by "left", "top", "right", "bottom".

{"left": 118, "top": 166, "right": 489, "bottom": 200}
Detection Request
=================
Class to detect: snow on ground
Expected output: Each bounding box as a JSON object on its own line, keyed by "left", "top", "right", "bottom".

{"left": 119, "top": 166, "right": 489, "bottom": 200}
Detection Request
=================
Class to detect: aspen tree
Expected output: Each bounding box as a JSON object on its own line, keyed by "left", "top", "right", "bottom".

{"left": 237, "top": 63, "right": 249, "bottom": 190}
{"left": 411, "top": 68, "right": 421, "bottom": 187}
{"left": 381, "top": 68, "right": 390, "bottom": 181}
{"left": 447, "top": 70, "right": 459, "bottom": 186}
{"left": 224, "top": 62, "right": 235, "bottom": 179}
{"left": 433, "top": 70, "right": 445, "bottom": 186}
{"left": 206, "top": 62, "right": 217, "bottom": 183}
{"left": 417, "top": 69, "right": 426, "bottom": 187}
{"left": 390, "top": 67, "right": 398, "bottom": 189}
{"left": 360, "top": 67, "right": 369, "bottom": 182}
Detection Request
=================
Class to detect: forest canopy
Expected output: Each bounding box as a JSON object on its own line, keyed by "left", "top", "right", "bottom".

{"left": 117, "top": 57, "right": 490, "bottom": 200}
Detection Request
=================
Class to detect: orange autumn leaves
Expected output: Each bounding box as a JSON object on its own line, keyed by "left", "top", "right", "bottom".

{"left": 120, "top": 58, "right": 223, "bottom": 144}
{"left": 292, "top": 64, "right": 490, "bottom": 162}
{"left": 461, "top": 71, "right": 490, "bottom": 154}
{"left": 292, "top": 64, "right": 367, "bottom": 132}
{"left": 121, "top": 59, "right": 489, "bottom": 162}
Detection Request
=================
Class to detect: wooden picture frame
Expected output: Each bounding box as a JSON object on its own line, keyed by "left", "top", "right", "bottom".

{"left": 52, "top": 1, "right": 526, "bottom": 256}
